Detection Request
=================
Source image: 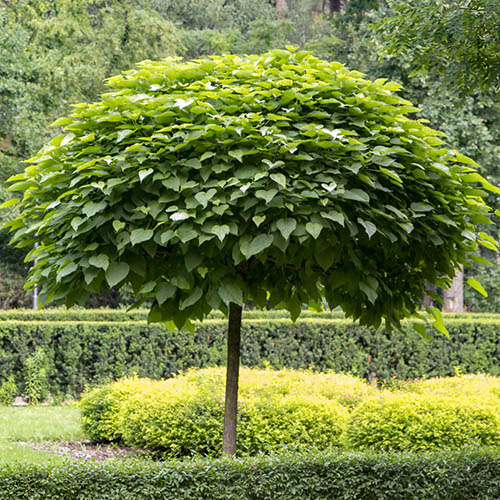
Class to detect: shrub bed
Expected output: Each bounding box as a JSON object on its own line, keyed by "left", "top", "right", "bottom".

{"left": 81, "top": 369, "right": 500, "bottom": 455}
{"left": 0, "top": 450, "right": 499, "bottom": 500}
{"left": 81, "top": 368, "right": 363, "bottom": 455}
{"left": 0, "top": 317, "right": 499, "bottom": 396}
{"left": 344, "top": 392, "right": 500, "bottom": 451}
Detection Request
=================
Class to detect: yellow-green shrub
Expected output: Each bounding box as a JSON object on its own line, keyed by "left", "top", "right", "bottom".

{"left": 344, "top": 392, "right": 500, "bottom": 451}
{"left": 182, "top": 367, "right": 376, "bottom": 407}
{"left": 79, "top": 377, "right": 155, "bottom": 442}
{"left": 81, "top": 367, "right": 357, "bottom": 455}
{"left": 403, "top": 374, "right": 500, "bottom": 404}
{"left": 237, "top": 395, "right": 348, "bottom": 455}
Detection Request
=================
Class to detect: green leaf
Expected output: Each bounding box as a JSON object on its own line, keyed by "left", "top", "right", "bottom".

{"left": 113, "top": 220, "right": 126, "bottom": 232}
{"left": 358, "top": 218, "right": 377, "bottom": 239}
{"left": 83, "top": 201, "right": 107, "bottom": 218}
{"left": 156, "top": 283, "right": 176, "bottom": 304}
{"left": 177, "top": 226, "right": 197, "bottom": 243}
{"left": 253, "top": 215, "right": 266, "bottom": 227}
{"left": 130, "top": 229, "right": 154, "bottom": 246}
{"left": 195, "top": 189, "right": 217, "bottom": 208}
{"left": 0, "top": 198, "right": 19, "bottom": 209}
{"left": 410, "top": 202, "right": 433, "bottom": 212}
{"left": 57, "top": 262, "right": 77, "bottom": 281}
{"left": 219, "top": 283, "right": 243, "bottom": 305}
{"left": 180, "top": 288, "right": 203, "bottom": 310}
{"left": 228, "top": 149, "right": 246, "bottom": 162}
{"left": 139, "top": 168, "right": 154, "bottom": 182}
{"left": 467, "top": 278, "right": 488, "bottom": 297}
{"left": 105, "top": 262, "right": 130, "bottom": 287}
{"left": 321, "top": 211, "right": 345, "bottom": 226}
{"left": 276, "top": 218, "right": 297, "bottom": 240}
{"left": 255, "top": 189, "right": 278, "bottom": 204}
{"left": 116, "top": 129, "right": 134, "bottom": 143}
{"left": 270, "top": 173, "right": 287, "bottom": 188}
{"left": 162, "top": 177, "right": 180, "bottom": 191}
{"left": 359, "top": 281, "right": 377, "bottom": 304}
{"left": 211, "top": 225, "right": 230, "bottom": 242}
{"left": 89, "top": 254, "right": 109, "bottom": 270}
{"left": 413, "top": 322, "right": 428, "bottom": 337}
{"left": 184, "top": 251, "right": 202, "bottom": 272}
{"left": 305, "top": 222, "right": 323, "bottom": 239}
{"left": 200, "top": 151, "right": 215, "bottom": 162}
{"left": 341, "top": 189, "right": 370, "bottom": 203}
{"left": 240, "top": 234, "right": 274, "bottom": 259}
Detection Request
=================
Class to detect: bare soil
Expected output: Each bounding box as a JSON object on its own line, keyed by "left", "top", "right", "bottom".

{"left": 16, "top": 440, "right": 149, "bottom": 461}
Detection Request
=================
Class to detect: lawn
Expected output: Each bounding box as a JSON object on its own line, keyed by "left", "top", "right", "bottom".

{"left": 0, "top": 406, "right": 83, "bottom": 464}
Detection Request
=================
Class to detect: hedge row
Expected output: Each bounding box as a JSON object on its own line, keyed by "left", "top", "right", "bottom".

{"left": 0, "top": 308, "right": 348, "bottom": 322}
{"left": 1, "top": 450, "right": 499, "bottom": 500}
{"left": 80, "top": 370, "right": 500, "bottom": 455}
{"left": 0, "top": 308, "right": 498, "bottom": 322}
{"left": 1, "top": 318, "right": 500, "bottom": 396}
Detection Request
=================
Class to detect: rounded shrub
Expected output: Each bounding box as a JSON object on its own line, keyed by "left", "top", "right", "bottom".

{"left": 403, "top": 374, "right": 500, "bottom": 405}
{"left": 237, "top": 395, "right": 348, "bottom": 455}
{"left": 344, "top": 392, "right": 500, "bottom": 451}
{"left": 81, "top": 367, "right": 356, "bottom": 455}
{"left": 79, "top": 377, "right": 154, "bottom": 442}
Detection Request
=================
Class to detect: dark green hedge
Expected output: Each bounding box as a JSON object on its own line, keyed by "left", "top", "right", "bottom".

{"left": 1, "top": 450, "right": 499, "bottom": 500}
{"left": 1, "top": 317, "right": 499, "bottom": 396}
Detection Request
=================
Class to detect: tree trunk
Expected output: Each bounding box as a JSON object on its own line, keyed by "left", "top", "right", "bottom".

{"left": 443, "top": 266, "right": 464, "bottom": 312}
{"left": 329, "top": 0, "right": 341, "bottom": 13}
{"left": 222, "top": 302, "right": 242, "bottom": 456}
{"left": 277, "top": 0, "right": 285, "bottom": 16}
{"left": 422, "top": 283, "right": 436, "bottom": 308}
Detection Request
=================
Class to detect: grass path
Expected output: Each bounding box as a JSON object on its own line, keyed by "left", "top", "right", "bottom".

{"left": 0, "top": 406, "right": 83, "bottom": 464}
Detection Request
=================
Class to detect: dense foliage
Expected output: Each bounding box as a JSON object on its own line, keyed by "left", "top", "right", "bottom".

{"left": 1, "top": 1, "right": 499, "bottom": 312}
{"left": 4, "top": 49, "right": 498, "bottom": 333}
{"left": 345, "top": 393, "right": 500, "bottom": 451}
{"left": 376, "top": 0, "right": 500, "bottom": 93}
{"left": 1, "top": 315, "right": 500, "bottom": 397}
{"left": 80, "top": 368, "right": 368, "bottom": 453}
{"left": 80, "top": 368, "right": 500, "bottom": 455}
{"left": 1, "top": 449, "right": 499, "bottom": 500}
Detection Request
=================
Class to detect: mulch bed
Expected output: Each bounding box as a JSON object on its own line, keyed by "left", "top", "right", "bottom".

{"left": 16, "top": 440, "right": 150, "bottom": 461}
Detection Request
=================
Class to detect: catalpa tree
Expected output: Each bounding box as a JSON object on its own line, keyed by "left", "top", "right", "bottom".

{"left": 3, "top": 48, "right": 498, "bottom": 455}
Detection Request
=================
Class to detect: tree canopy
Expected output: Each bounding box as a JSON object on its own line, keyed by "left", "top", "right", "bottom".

{"left": 376, "top": 0, "right": 500, "bottom": 93}
{"left": 3, "top": 48, "right": 498, "bottom": 332}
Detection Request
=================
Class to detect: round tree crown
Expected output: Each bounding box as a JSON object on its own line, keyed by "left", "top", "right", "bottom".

{"left": 4, "top": 48, "right": 498, "bottom": 331}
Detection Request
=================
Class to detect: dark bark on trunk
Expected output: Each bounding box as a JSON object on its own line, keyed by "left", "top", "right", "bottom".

{"left": 329, "top": 0, "right": 341, "bottom": 13}
{"left": 222, "top": 302, "right": 242, "bottom": 456}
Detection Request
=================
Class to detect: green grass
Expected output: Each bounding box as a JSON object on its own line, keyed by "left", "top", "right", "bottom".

{"left": 0, "top": 406, "right": 83, "bottom": 464}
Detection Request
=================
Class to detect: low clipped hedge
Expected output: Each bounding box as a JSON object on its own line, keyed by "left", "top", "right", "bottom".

{"left": 0, "top": 308, "right": 347, "bottom": 322}
{"left": 345, "top": 393, "right": 500, "bottom": 451}
{"left": 81, "top": 368, "right": 361, "bottom": 455}
{"left": 1, "top": 315, "right": 500, "bottom": 396}
{"left": 1, "top": 450, "right": 499, "bottom": 500}
{"left": 81, "top": 370, "right": 500, "bottom": 455}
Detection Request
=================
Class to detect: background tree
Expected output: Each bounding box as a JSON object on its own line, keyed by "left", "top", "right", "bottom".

{"left": 374, "top": 0, "right": 500, "bottom": 310}
{"left": 375, "top": 0, "right": 500, "bottom": 93}
{"left": 0, "top": 0, "right": 181, "bottom": 306}
{"left": 4, "top": 49, "right": 497, "bottom": 453}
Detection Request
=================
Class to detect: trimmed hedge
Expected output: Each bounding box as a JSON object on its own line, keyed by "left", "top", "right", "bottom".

{"left": 81, "top": 368, "right": 367, "bottom": 454}
{"left": 344, "top": 392, "right": 500, "bottom": 451}
{"left": 1, "top": 317, "right": 500, "bottom": 396}
{"left": 81, "top": 370, "right": 500, "bottom": 456}
{"left": 0, "top": 450, "right": 499, "bottom": 500}
{"left": 0, "top": 308, "right": 498, "bottom": 322}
